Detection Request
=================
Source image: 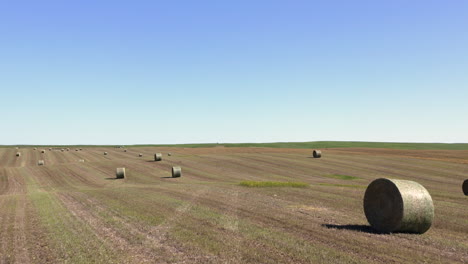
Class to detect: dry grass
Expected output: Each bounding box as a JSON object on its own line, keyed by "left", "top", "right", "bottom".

{"left": 239, "top": 181, "right": 309, "bottom": 188}
{"left": 0, "top": 147, "right": 466, "bottom": 263}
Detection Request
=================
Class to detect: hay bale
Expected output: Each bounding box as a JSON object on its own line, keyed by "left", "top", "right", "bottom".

{"left": 104, "top": 152, "right": 108, "bottom": 155}
{"left": 168, "top": 153, "right": 172, "bottom": 156}
{"left": 313, "top": 150, "right": 322, "bottom": 158}
{"left": 61, "top": 149, "right": 64, "bottom": 152}
{"left": 139, "top": 153, "right": 143, "bottom": 157}
{"left": 66, "top": 148, "right": 70, "bottom": 151}
{"left": 463, "top": 179, "right": 468, "bottom": 196}
{"left": 75, "top": 149, "right": 79, "bottom": 151}
{"left": 79, "top": 148, "right": 82, "bottom": 151}
{"left": 41, "top": 150, "right": 46, "bottom": 153}
{"left": 33, "top": 147, "right": 37, "bottom": 150}
{"left": 124, "top": 149, "right": 127, "bottom": 152}
{"left": 38, "top": 160, "right": 45, "bottom": 166}
{"left": 78, "top": 159, "right": 85, "bottom": 163}
{"left": 172, "top": 166, "right": 182, "bottom": 178}
{"left": 154, "top": 153, "right": 162, "bottom": 161}
{"left": 363, "top": 178, "right": 434, "bottom": 234}
{"left": 16, "top": 152, "right": 21, "bottom": 157}
{"left": 48, "top": 148, "right": 52, "bottom": 151}
{"left": 116, "top": 168, "right": 126, "bottom": 179}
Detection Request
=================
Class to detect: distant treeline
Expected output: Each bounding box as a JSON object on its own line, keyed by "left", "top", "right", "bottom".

{"left": 3, "top": 141, "right": 468, "bottom": 150}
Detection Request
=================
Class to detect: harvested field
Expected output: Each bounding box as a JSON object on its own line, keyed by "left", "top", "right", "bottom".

{"left": 0, "top": 146, "right": 466, "bottom": 263}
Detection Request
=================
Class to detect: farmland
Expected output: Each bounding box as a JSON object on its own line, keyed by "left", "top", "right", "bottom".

{"left": 0, "top": 145, "right": 467, "bottom": 263}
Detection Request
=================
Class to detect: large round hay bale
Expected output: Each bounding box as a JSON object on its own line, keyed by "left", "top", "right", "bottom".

{"left": 363, "top": 178, "right": 434, "bottom": 234}
{"left": 172, "top": 166, "right": 182, "bottom": 178}
{"left": 313, "top": 150, "right": 322, "bottom": 158}
{"left": 66, "top": 148, "right": 70, "bottom": 151}
{"left": 154, "top": 153, "right": 162, "bottom": 161}
{"left": 116, "top": 168, "right": 126, "bottom": 179}
{"left": 16, "top": 152, "right": 21, "bottom": 157}
{"left": 124, "top": 149, "right": 127, "bottom": 152}
{"left": 79, "top": 148, "right": 83, "bottom": 151}
{"left": 75, "top": 149, "right": 79, "bottom": 151}
{"left": 41, "top": 150, "right": 46, "bottom": 153}
{"left": 48, "top": 148, "right": 52, "bottom": 151}
{"left": 38, "top": 160, "right": 45, "bottom": 166}
{"left": 104, "top": 152, "right": 108, "bottom": 155}
{"left": 168, "top": 153, "right": 172, "bottom": 156}
{"left": 61, "top": 149, "right": 64, "bottom": 152}
{"left": 139, "top": 153, "right": 143, "bottom": 157}
{"left": 33, "top": 147, "right": 37, "bottom": 150}
{"left": 463, "top": 179, "right": 468, "bottom": 196}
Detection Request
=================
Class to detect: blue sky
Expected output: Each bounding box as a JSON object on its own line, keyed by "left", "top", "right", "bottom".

{"left": 1, "top": 0, "right": 467, "bottom": 145}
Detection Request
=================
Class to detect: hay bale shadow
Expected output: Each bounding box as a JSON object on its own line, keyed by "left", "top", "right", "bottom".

{"left": 161, "top": 176, "right": 174, "bottom": 179}
{"left": 322, "top": 224, "right": 386, "bottom": 234}
{"left": 104, "top": 177, "right": 119, "bottom": 180}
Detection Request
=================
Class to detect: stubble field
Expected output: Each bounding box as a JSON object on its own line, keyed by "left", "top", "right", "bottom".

{"left": 0, "top": 146, "right": 467, "bottom": 263}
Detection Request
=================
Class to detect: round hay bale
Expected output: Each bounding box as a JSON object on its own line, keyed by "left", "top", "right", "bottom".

{"left": 364, "top": 178, "right": 434, "bottom": 234}
{"left": 66, "top": 148, "right": 70, "bottom": 151}
{"left": 15, "top": 147, "right": 19, "bottom": 150}
{"left": 172, "top": 166, "right": 182, "bottom": 178}
{"left": 41, "top": 150, "right": 46, "bottom": 153}
{"left": 124, "top": 149, "right": 127, "bottom": 152}
{"left": 16, "top": 152, "right": 21, "bottom": 157}
{"left": 116, "top": 168, "right": 126, "bottom": 179}
{"left": 139, "top": 153, "right": 143, "bottom": 157}
{"left": 48, "top": 148, "right": 52, "bottom": 151}
{"left": 79, "top": 148, "right": 83, "bottom": 151}
{"left": 38, "top": 160, "right": 45, "bottom": 166}
{"left": 463, "top": 179, "right": 468, "bottom": 196}
{"left": 78, "top": 159, "right": 85, "bottom": 163}
{"left": 104, "top": 152, "right": 108, "bottom": 155}
{"left": 154, "top": 153, "right": 162, "bottom": 161}
{"left": 33, "top": 147, "right": 37, "bottom": 150}
{"left": 312, "top": 150, "right": 322, "bottom": 158}
{"left": 168, "top": 153, "right": 172, "bottom": 156}
{"left": 75, "top": 149, "right": 79, "bottom": 151}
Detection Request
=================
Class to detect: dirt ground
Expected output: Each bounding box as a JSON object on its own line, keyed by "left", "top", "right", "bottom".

{"left": 0, "top": 147, "right": 467, "bottom": 263}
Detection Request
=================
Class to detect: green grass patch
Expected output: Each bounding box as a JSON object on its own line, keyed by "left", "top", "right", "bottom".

{"left": 319, "top": 183, "right": 366, "bottom": 189}
{"left": 323, "top": 174, "right": 360, "bottom": 180}
{"left": 239, "top": 181, "right": 308, "bottom": 188}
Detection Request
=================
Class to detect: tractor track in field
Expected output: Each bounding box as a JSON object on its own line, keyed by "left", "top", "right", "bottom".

{"left": 56, "top": 186, "right": 221, "bottom": 263}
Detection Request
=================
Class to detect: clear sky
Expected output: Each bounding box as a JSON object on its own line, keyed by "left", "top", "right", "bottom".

{"left": 1, "top": 0, "right": 467, "bottom": 145}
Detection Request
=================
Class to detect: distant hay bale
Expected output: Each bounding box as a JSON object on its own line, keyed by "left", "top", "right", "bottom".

{"left": 124, "top": 149, "right": 127, "bottom": 152}
{"left": 38, "top": 160, "right": 45, "bottom": 166}
{"left": 15, "top": 147, "right": 19, "bottom": 150}
{"left": 168, "top": 153, "right": 172, "bottom": 156}
{"left": 104, "top": 152, "right": 108, "bottom": 155}
{"left": 463, "top": 179, "right": 468, "bottom": 196}
{"left": 33, "top": 148, "right": 37, "bottom": 150}
{"left": 79, "top": 148, "right": 82, "bottom": 151}
{"left": 66, "top": 148, "right": 70, "bottom": 151}
{"left": 116, "top": 168, "right": 126, "bottom": 179}
{"left": 61, "top": 149, "right": 64, "bottom": 152}
{"left": 48, "top": 148, "right": 52, "bottom": 151}
{"left": 75, "top": 149, "right": 79, "bottom": 151}
{"left": 364, "top": 178, "right": 434, "bottom": 234}
{"left": 41, "top": 150, "right": 46, "bottom": 153}
{"left": 172, "top": 166, "right": 182, "bottom": 178}
{"left": 313, "top": 150, "right": 322, "bottom": 158}
{"left": 154, "top": 153, "right": 162, "bottom": 161}
{"left": 16, "top": 152, "right": 21, "bottom": 157}
{"left": 78, "top": 159, "right": 85, "bottom": 163}
{"left": 139, "top": 153, "right": 143, "bottom": 157}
